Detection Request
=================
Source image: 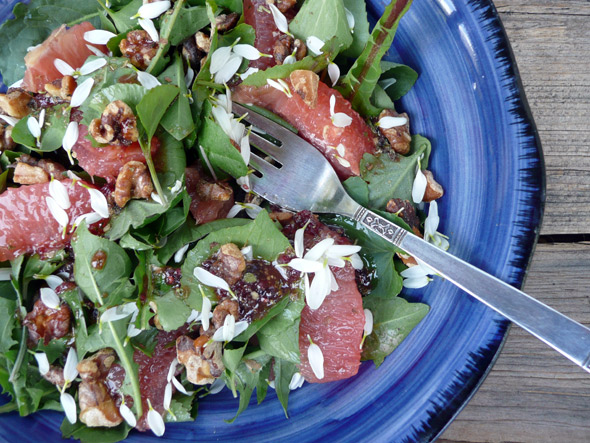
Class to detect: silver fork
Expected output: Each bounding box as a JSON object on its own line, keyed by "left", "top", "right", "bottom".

{"left": 232, "top": 102, "right": 590, "bottom": 373}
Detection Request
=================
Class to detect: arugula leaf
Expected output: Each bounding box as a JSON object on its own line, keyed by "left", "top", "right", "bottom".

{"left": 273, "top": 358, "right": 298, "bottom": 418}
{"left": 165, "top": 395, "right": 198, "bottom": 423}
{"left": 0, "top": 0, "right": 102, "bottom": 85}
{"left": 361, "top": 295, "right": 429, "bottom": 367}
{"left": 289, "top": 0, "right": 352, "bottom": 53}
{"left": 360, "top": 135, "right": 431, "bottom": 208}
{"left": 137, "top": 84, "right": 180, "bottom": 141}
{"left": 341, "top": 0, "right": 370, "bottom": 58}
{"left": 0, "top": 297, "right": 17, "bottom": 353}
{"left": 107, "top": 0, "right": 142, "bottom": 34}
{"left": 378, "top": 61, "right": 418, "bottom": 102}
{"left": 234, "top": 296, "right": 291, "bottom": 342}
{"left": 160, "top": 5, "right": 209, "bottom": 46}
{"left": 153, "top": 291, "right": 191, "bottom": 331}
{"left": 146, "top": 0, "right": 187, "bottom": 75}
{"left": 339, "top": 0, "right": 413, "bottom": 116}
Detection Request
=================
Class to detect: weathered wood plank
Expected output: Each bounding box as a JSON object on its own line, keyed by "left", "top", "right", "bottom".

{"left": 493, "top": 5, "right": 590, "bottom": 235}
{"left": 441, "top": 242, "right": 590, "bottom": 442}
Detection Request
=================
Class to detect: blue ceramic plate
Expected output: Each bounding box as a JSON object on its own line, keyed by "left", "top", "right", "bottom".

{"left": 0, "top": 0, "right": 544, "bottom": 441}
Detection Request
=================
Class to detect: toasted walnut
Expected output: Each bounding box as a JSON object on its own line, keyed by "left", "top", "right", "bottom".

{"left": 213, "top": 244, "right": 246, "bottom": 286}
{"left": 149, "top": 301, "right": 164, "bottom": 330}
{"left": 114, "top": 161, "right": 153, "bottom": 208}
{"left": 195, "top": 31, "right": 211, "bottom": 53}
{"left": 269, "top": 211, "right": 293, "bottom": 223}
{"left": 215, "top": 13, "right": 239, "bottom": 32}
{"left": 0, "top": 125, "right": 15, "bottom": 152}
{"left": 276, "top": 0, "right": 297, "bottom": 12}
{"left": 77, "top": 349, "right": 122, "bottom": 428}
{"left": 23, "top": 299, "right": 71, "bottom": 345}
{"left": 89, "top": 100, "right": 139, "bottom": 146}
{"left": 293, "top": 38, "right": 307, "bottom": 60}
{"left": 119, "top": 30, "right": 159, "bottom": 70}
{"left": 290, "top": 70, "right": 319, "bottom": 108}
{"left": 0, "top": 89, "right": 32, "bottom": 118}
{"left": 44, "top": 75, "right": 76, "bottom": 101}
{"left": 273, "top": 34, "right": 293, "bottom": 65}
{"left": 176, "top": 335, "right": 225, "bottom": 385}
{"left": 13, "top": 162, "right": 50, "bottom": 184}
{"left": 378, "top": 109, "right": 411, "bottom": 155}
{"left": 42, "top": 365, "right": 65, "bottom": 388}
{"left": 422, "top": 170, "right": 444, "bottom": 202}
{"left": 37, "top": 158, "right": 67, "bottom": 178}
{"left": 212, "top": 299, "right": 239, "bottom": 330}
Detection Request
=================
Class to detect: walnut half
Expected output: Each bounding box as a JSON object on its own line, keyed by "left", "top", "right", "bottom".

{"left": 113, "top": 161, "right": 153, "bottom": 208}
{"left": 0, "top": 89, "right": 33, "bottom": 119}
{"left": 89, "top": 100, "right": 139, "bottom": 146}
{"left": 176, "top": 335, "right": 225, "bottom": 385}
{"left": 119, "top": 30, "right": 159, "bottom": 70}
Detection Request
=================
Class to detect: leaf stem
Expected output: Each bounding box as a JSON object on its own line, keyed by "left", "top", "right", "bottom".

{"left": 67, "top": 11, "right": 101, "bottom": 27}
{"left": 8, "top": 326, "right": 28, "bottom": 383}
{"left": 140, "top": 138, "right": 166, "bottom": 204}
{"left": 146, "top": 0, "right": 186, "bottom": 74}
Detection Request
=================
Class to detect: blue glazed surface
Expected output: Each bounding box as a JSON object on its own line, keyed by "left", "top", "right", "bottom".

{"left": 0, "top": 0, "right": 544, "bottom": 441}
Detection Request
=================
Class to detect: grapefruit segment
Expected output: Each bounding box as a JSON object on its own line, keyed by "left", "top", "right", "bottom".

{"left": 243, "top": 0, "right": 279, "bottom": 70}
{"left": 22, "top": 22, "right": 107, "bottom": 93}
{"left": 0, "top": 180, "right": 96, "bottom": 262}
{"left": 233, "top": 80, "right": 376, "bottom": 178}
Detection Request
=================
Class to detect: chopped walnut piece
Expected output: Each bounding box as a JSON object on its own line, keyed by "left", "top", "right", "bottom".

{"left": 269, "top": 211, "right": 293, "bottom": 223}
{"left": 290, "top": 70, "right": 319, "bottom": 108}
{"left": 422, "top": 170, "right": 444, "bottom": 202}
{"left": 276, "top": 0, "right": 297, "bottom": 12}
{"left": 195, "top": 31, "right": 211, "bottom": 53}
{"left": 77, "top": 349, "right": 123, "bottom": 428}
{"left": 293, "top": 38, "right": 307, "bottom": 60}
{"left": 212, "top": 299, "right": 240, "bottom": 330}
{"left": 42, "top": 365, "right": 65, "bottom": 388}
{"left": 44, "top": 75, "right": 76, "bottom": 101}
{"left": 378, "top": 109, "right": 411, "bottom": 155}
{"left": 211, "top": 244, "right": 246, "bottom": 286}
{"left": 176, "top": 335, "right": 225, "bottom": 385}
{"left": 23, "top": 299, "right": 71, "bottom": 345}
{"left": 215, "top": 13, "right": 239, "bottom": 32}
{"left": 13, "top": 162, "right": 50, "bottom": 184}
{"left": 0, "top": 125, "right": 15, "bottom": 153}
{"left": 114, "top": 161, "right": 153, "bottom": 208}
{"left": 89, "top": 100, "right": 139, "bottom": 146}
{"left": 0, "top": 89, "right": 32, "bottom": 118}
{"left": 119, "top": 30, "right": 159, "bottom": 70}
{"left": 273, "top": 34, "right": 294, "bottom": 65}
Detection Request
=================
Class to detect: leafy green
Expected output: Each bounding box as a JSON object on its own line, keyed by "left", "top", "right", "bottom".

{"left": 61, "top": 419, "right": 131, "bottom": 443}
{"left": 0, "top": 297, "right": 17, "bottom": 353}
{"left": 290, "top": 0, "right": 352, "bottom": 53}
{"left": 81, "top": 83, "right": 147, "bottom": 126}
{"left": 137, "top": 84, "right": 180, "bottom": 141}
{"left": 341, "top": 0, "right": 370, "bottom": 58}
{"left": 361, "top": 295, "right": 429, "bottom": 367}
{"left": 378, "top": 61, "right": 419, "bottom": 102}
{"left": 153, "top": 290, "right": 191, "bottom": 331}
{"left": 108, "top": 0, "right": 142, "bottom": 34}
{"left": 273, "top": 358, "right": 298, "bottom": 418}
{"left": 0, "top": 0, "right": 102, "bottom": 85}
{"left": 339, "top": 0, "right": 413, "bottom": 116}
{"left": 160, "top": 5, "right": 209, "bottom": 46}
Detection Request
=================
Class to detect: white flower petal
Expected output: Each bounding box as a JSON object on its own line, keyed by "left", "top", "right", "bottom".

{"left": 127, "top": 323, "right": 143, "bottom": 338}
{"left": 424, "top": 200, "right": 440, "bottom": 238}
{"left": 212, "top": 314, "right": 234, "bottom": 342}
{"left": 174, "top": 244, "right": 190, "bottom": 263}
{"left": 147, "top": 406, "right": 165, "bottom": 436}
{"left": 185, "top": 65, "right": 195, "bottom": 88}
{"left": 186, "top": 309, "right": 201, "bottom": 324}
{"left": 345, "top": 7, "right": 355, "bottom": 31}
{"left": 163, "top": 382, "right": 172, "bottom": 410}
{"left": 86, "top": 44, "right": 108, "bottom": 57}
{"left": 327, "top": 62, "right": 340, "bottom": 86}
{"left": 49, "top": 180, "right": 71, "bottom": 210}
{"left": 9, "top": 79, "right": 23, "bottom": 89}
{"left": 233, "top": 44, "right": 262, "bottom": 60}
{"left": 46, "top": 196, "right": 69, "bottom": 227}
{"left": 79, "top": 58, "right": 107, "bottom": 76}
{"left": 211, "top": 104, "right": 234, "bottom": 138}
{"left": 136, "top": 70, "right": 161, "bottom": 90}
{"left": 412, "top": 168, "right": 427, "bottom": 204}
{"left": 0, "top": 115, "right": 18, "bottom": 126}
{"left": 38, "top": 109, "right": 46, "bottom": 128}
{"left": 400, "top": 264, "right": 430, "bottom": 279}
{"left": 307, "top": 342, "right": 324, "bottom": 379}
{"left": 272, "top": 261, "right": 289, "bottom": 280}
{"left": 62, "top": 121, "right": 79, "bottom": 154}
{"left": 239, "top": 67, "right": 259, "bottom": 80}
{"left": 350, "top": 253, "right": 363, "bottom": 270}
{"left": 61, "top": 392, "right": 77, "bottom": 424}
{"left": 268, "top": 3, "right": 290, "bottom": 34}
{"left": 54, "top": 59, "right": 75, "bottom": 76}
{"left": 237, "top": 175, "right": 250, "bottom": 192}
{"left": 306, "top": 36, "right": 325, "bottom": 55}
{"left": 363, "top": 309, "right": 374, "bottom": 335}
{"left": 63, "top": 347, "right": 79, "bottom": 383}
{"left": 402, "top": 276, "right": 430, "bottom": 289}
{"left": 209, "top": 378, "right": 225, "bottom": 394}
{"left": 294, "top": 227, "right": 305, "bottom": 258}
{"left": 332, "top": 112, "right": 353, "bottom": 128}
{"left": 241, "top": 245, "right": 253, "bottom": 261}
{"left": 288, "top": 258, "right": 324, "bottom": 274}
{"left": 171, "top": 376, "right": 190, "bottom": 395}
{"left": 244, "top": 203, "right": 262, "bottom": 219}
{"left": 329, "top": 268, "right": 339, "bottom": 292}
{"left": 84, "top": 30, "right": 116, "bottom": 45}
{"left": 40, "top": 287, "right": 61, "bottom": 310}
{"left": 45, "top": 275, "right": 63, "bottom": 290}
{"left": 283, "top": 54, "right": 296, "bottom": 65}
{"left": 304, "top": 238, "right": 334, "bottom": 262}
{"left": 266, "top": 78, "right": 292, "bottom": 97}
{"left": 194, "top": 267, "right": 231, "bottom": 292}
{"left": 327, "top": 257, "right": 345, "bottom": 268}
{"left": 307, "top": 267, "right": 331, "bottom": 310}
{"left": 151, "top": 192, "right": 164, "bottom": 205}
{"left": 73, "top": 212, "right": 103, "bottom": 228}
{"left": 226, "top": 204, "right": 243, "bottom": 219}
{"left": 240, "top": 135, "right": 251, "bottom": 165}
{"left": 378, "top": 115, "right": 408, "bottom": 129}
{"left": 101, "top": 303, "right": 138, "bottom": 323}
{"left": 289, "top": 372, "right": 304, "bottom": 390}
{"left": 325, "top": 244, "right": 361, "bottom": 259}
{"left": 138, "top": 0, "right": 171, "bottom": 19}
{"left": 214, "top": 54, "right": 242, "bottom": 84}
{"left": 27, "top": 116, "right": 41, "bottom": 138}
{"left": 0, "top": 268, "right": 11, "bottom": 281}
{"left": 119, "top": 403, "right": 137, "bottom": 427}
{"left": 86, "top": 187, "right": 109, "bottom": 218}
{"left": 334, "top": 143, "right": 346, "bottom": 157}
{"left": 70, "top": 78, "right": 94, "bottom": 108}
{"left": 329, "top": 94, "right": 336, "bottom": 116}
{"left": 169, "top": 180, "right": 183, "bottom": 194}
{"left": 34, "top": 352, "right": 50, "bottom": 376}
{"left": 336, "top": 156, "right": 351, "bottom": 168}
{"left": 201, "top": 295, "right": 211, "bottom": 331}
{"left": 138, "top": 18, "right": 159, "bottom": 42}
{"left": 167, "top": 358, "right": 178, "bottom": 382}
{"left": 209, "top": 46, "right": 233, "bottom": 74}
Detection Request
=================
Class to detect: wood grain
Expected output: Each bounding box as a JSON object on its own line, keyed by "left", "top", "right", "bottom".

{"left": 441, "top": 242, "right": 590, "bottom": 442}
{"left": 493, "top": 1, "right": 590, "bottom": 235}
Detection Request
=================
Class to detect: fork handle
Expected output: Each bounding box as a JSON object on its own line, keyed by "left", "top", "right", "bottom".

{"left": 354, "top": 207, "right": 590, "bottom": 373}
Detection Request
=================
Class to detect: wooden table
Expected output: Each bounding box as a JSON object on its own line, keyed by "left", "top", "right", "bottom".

{"left": 441, "top": 1, "right": 590, "bottom": 441}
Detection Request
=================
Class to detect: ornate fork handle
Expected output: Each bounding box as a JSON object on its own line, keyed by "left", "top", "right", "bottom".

{"left": 354, "top": 207, "right": 590, "bottom": 373}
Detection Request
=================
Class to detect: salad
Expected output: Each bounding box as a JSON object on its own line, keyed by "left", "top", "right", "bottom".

{"left": 0, "top": 0, "right": 448, "bottom": 440}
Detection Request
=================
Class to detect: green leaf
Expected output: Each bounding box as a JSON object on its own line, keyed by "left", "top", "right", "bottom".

{"left": 40, "top": 105, "right": 71, "bottom": 152}
{"left": 0, "top": 297, "right": 17, "bottom": 353}
{"left": 217, "top": 23, "right": 255, "bottom": 48}
{"left": 341, "top": 0, "right": 370, "bottom": 58}
{"left": 137, "top": 84, "right": 180, "bottom": 140}
{"left": 289, "top": 0, "right": 353, "bottom": 53}
{"left": 377, "top": 61, "right": 418, "bottom": 102}
{"left": 153, "top": 291, "right": 191, "bottom": 331}
{"left": 339, "top": 0, "right": 413, "bottom": 116}
{"left": 10, "top": 116, "right": 37, "bottom": 149}
{"left": 0, "top": 0, "right": 102, "bottom": 85}
{"left": 273, "top": 358, "right": 297, "bottom": 418}
{"left": 222, "top": 343, "right": 247, "bottom": 373}
{"left": 160, "top": 5, "right": 209, "bottom": 46}
{"left": 165, "top": 395, "right": 197, "bottom": 423}
{"left": 72, "top": 223, "right": 133, "bottom": 307}
{"left": 360, "top": 135, "right": 432, "bottom": 208}
{"left": 257, "top": 293, "right": 305, "bottom": 364}
{"left": 108, "top": 0, "right": 142, "bottom": 34}
{"left": 60, "top": 419, "right": 131, "bottom": 443}
{"left": 82, "top": 83, "right": 147, "bottom": 126}
{"left": 361, "top": 295, "right": 429, "bottom": 367}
